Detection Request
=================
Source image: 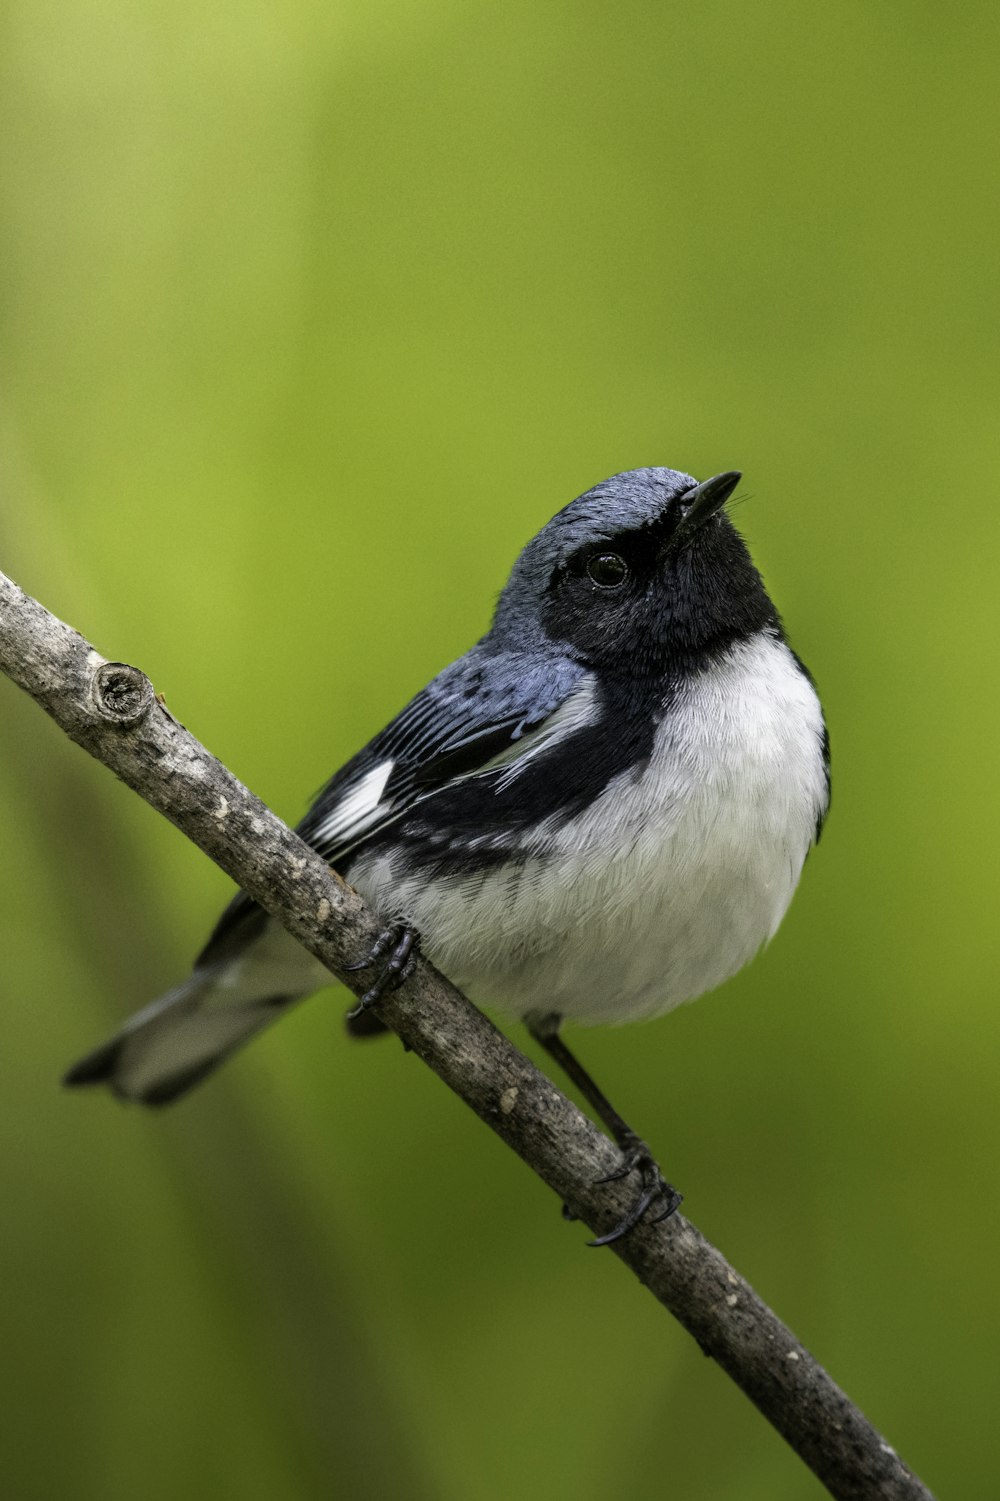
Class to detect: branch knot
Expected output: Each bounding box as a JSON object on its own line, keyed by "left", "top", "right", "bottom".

{"left": 91, "top": 661, "right": 155, "bottom": 726}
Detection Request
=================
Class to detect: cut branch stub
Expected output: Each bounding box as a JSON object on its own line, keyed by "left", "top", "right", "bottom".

{"left": 91, "top": 661, "right": 155, "bottom": 726}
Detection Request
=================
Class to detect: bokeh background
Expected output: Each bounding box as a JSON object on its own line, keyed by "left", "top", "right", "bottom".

{"left": 1, "top": 2, "right": 998, "bottom": 1497}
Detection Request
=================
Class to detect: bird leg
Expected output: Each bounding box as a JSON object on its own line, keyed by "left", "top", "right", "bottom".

{"left": 527, "top": 1013, "right": 683, "bottom": 1246}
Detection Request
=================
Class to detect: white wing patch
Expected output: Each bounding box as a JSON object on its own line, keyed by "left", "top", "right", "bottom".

{"left": 314, "top": 759, "right": 394, "bottom": 847}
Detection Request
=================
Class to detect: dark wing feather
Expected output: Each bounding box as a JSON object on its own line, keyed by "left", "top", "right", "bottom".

{"left": 197, "top": 645, "right": 585, "bottom": 966}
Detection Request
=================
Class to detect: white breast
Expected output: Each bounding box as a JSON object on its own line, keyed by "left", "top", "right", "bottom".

{"left": 351, "top": 632, "right": 828, "bottom": 1026}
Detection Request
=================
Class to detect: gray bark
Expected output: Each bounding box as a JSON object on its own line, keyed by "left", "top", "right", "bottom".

{"left": 0, "top": 565, "right": 935, "bottom": 1501}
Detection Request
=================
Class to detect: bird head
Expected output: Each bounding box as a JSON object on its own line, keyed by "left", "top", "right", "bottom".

{"left": 492, "top": 467, "right": 778, "bottom": 675}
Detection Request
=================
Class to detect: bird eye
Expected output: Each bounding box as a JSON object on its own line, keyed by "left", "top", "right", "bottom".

{"left": 586, "top": 552, "right": 628, "bottom": 588}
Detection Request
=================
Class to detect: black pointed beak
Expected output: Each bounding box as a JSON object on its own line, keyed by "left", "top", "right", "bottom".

{"left": 678, "top": 470, "right": 742, "bottom": 535}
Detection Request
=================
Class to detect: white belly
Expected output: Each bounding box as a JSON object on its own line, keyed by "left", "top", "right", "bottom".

{"left": 351, "top": 634, "right": 828, "bottom": 1025}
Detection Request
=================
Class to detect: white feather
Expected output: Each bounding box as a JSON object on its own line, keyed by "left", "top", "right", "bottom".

{"left": 314, "top": 758, "right": 394, "bottom": 847}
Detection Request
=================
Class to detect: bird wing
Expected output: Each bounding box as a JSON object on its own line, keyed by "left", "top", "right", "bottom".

{"left": 196, "top": 647, "right": 589, "bottom": 965}
{"left": 298, "top": 647, "right": 590, "bottom": 865}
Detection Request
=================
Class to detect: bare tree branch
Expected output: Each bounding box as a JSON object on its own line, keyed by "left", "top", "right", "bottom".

{"left": 0, "top": 564, "right": 935, "bottom": 1501}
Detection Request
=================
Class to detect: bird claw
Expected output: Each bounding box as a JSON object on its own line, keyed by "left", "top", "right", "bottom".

{"left": 344, "top": 925, "right": 420, "bottom": 1017}
{"left": 588, "top": 1135, "right": 683, "bottom": 1247}
{"left": 343, "top": 926, "right": 397, "bottom": 972}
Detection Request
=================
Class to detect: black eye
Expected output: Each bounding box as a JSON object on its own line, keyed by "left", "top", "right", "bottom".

{"left": 586, "top": 552, "right": 628, "bottom": 588}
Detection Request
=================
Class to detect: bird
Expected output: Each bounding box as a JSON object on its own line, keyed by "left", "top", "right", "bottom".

{"left": 65, "top": 465, "right": 830, "bottom": 1243}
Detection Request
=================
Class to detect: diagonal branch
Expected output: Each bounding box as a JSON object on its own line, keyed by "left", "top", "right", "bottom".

{"left": 0, "top": 564, "right": 935, "bottom": 1501}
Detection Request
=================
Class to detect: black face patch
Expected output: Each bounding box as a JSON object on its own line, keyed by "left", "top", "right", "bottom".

{"left": 542, "top": 512, "right": 778, "bottom": 678}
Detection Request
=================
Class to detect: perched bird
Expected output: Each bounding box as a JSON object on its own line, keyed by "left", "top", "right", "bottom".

{"left": 66, "top": 466, "right": 829, "bottom": 1242}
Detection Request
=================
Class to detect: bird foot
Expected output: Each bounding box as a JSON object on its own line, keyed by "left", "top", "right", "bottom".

{"left": 588, "top": 1133, "right": 683, "bottom": 1247}
{"left": 344, "top": 924, "right": 420, "bottom": 1016}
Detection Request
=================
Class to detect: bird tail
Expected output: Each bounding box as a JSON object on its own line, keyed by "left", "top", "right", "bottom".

{"left": 63, "top": 971, "right": 301, "bottom": 1106}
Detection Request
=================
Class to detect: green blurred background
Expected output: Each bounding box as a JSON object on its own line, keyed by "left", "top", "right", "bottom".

{"left": 1, "top": 2, "right": 997, "bottom": 1497}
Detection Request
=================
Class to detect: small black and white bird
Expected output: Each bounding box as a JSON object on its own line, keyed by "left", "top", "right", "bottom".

{"left": 66, "top": 466, "right": 829, "bottom": 1242}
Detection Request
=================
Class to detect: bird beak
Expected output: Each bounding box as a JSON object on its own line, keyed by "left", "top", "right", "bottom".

{"left": 677, "top": 470, "right": 742, "bottom": 537}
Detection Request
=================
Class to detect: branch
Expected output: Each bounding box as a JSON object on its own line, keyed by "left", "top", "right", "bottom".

{"left": 0, "top": 565, "right": 935, "bottom": 1501}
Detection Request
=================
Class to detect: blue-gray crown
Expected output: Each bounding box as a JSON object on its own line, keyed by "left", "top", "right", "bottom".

{"left": 493, "top": 467, "right": 697, "bottom": 638}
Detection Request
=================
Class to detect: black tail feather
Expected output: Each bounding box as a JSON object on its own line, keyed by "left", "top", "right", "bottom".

{"left": 63, "top": 1038, "right": 124, "bottom": 1089}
